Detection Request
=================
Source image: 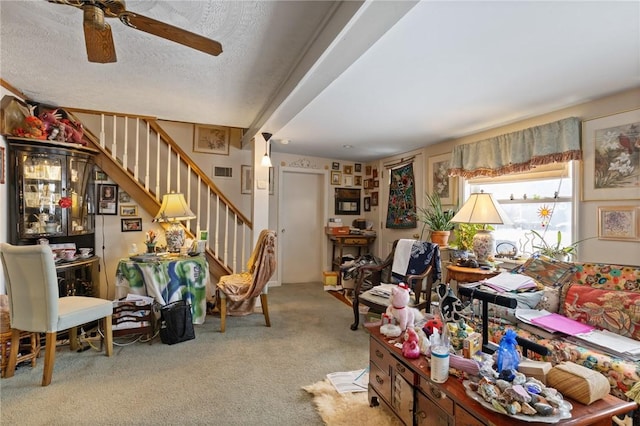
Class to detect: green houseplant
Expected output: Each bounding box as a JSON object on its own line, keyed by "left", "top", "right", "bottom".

{"left": 529, "top": 230, "right": 586, "bottom": 260}
{"left": 453, "top": 223, "right": 493, "bottom": 252}
{"left": 417, "top": 192, "right": 456, "bottom": 245}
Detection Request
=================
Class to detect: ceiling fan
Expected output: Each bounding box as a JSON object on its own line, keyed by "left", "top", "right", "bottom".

{"left": 48, "top": 0, "right": 223, "bottom": 63}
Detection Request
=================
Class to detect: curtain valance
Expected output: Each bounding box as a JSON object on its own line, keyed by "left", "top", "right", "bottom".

{"left": 448, "top": 117, "right": 582, "bottom": 179}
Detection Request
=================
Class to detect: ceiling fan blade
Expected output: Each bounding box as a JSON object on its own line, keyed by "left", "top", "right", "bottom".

{"left": 119, "top": 11, "right": 223, "bottom": 56}
{"left": 83, "top": 4, "right": 117, "bottom": 63}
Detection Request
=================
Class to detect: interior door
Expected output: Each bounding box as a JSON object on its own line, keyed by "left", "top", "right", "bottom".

{"left": 279, "top": 168, "right": 326, "bottom": 283}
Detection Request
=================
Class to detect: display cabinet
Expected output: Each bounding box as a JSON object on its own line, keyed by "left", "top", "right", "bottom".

{"left": 7, "top": 138, "right": 98, "bottom": 247}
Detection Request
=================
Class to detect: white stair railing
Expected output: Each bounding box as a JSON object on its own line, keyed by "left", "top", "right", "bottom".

{"left": 75, "top": 111, "right": 252, "bottom": 274}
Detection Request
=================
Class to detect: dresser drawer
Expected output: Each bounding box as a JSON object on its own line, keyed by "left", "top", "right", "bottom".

{"left": 343, "top": 237, "right": 369, "bottom": 245}
{"left": 392, "top": 357, "right": 416, "bottom": 386}
{"left": 454, "top": 405, "right": 485, "bottom": 426}
{"left": 369, "top": 360, "right": 391, "bottom": 405}
{"left": 370, "top": 337, "right": 393, "bottom": 372}
{"left": 415, "top": 390, "right": 452, "bottom": 426}
{"left": 417, "top": 375, "right": 454, "bottom": 416}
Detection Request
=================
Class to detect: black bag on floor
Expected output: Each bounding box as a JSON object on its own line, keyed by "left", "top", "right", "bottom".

{"left": 159, "top": 300, "right": 195, "bottom": 345}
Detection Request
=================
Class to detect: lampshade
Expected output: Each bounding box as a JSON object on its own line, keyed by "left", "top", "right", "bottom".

{"left": 451, "top": 192, "right": 511, "bottom": 225}
{"left": 451, "top": 192, "right": 511, "bottom": 265}
{"left": 261, "top": 132, "right": 273, "bottom": 168}
{"left": 154, "top": 192, "right": 196, "bottom": 222}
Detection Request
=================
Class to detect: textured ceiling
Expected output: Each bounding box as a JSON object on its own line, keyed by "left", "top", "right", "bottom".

{"left": 1, "top": 1, "right": 640, "bottom": 162}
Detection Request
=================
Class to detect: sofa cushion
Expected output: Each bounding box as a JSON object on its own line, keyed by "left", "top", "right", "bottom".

{"left": 563, "top": 284, "right": 640, "bottom": 340}
{"left": 571, "top": 263, "right": 640, "bottom": 292}
{"left": 534, "top": 285, "right": 561, "bottom": 313}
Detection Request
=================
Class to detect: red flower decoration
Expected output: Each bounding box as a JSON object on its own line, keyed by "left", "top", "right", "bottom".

{"left": 58, "top": 197, "right": 72, "bottom": 208}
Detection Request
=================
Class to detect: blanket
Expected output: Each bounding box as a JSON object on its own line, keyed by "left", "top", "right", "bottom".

{"left": 391, "top": 240, "right": 441, "bottom": 283}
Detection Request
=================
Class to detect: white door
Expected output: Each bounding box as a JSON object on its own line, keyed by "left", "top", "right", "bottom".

{"left": 278, "top": 168, "right": 326, "bottom": 283}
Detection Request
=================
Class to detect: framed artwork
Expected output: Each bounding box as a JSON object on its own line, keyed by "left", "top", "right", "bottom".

{"left": 332, "top": 162, "right": 340, "bottom": 170}
{"left": 373, "top": 179, "right": 379, "bottom": 188}
{"left": 0, "top": 146, "right": 4, "bottom": 184}
{"left": 371, "top": 191, "right": 379, "bottom": 206}
{"left": 121, "top": 218, "right": 142, "bottom": 232}
{"left": 331, "top": 171, "right": 342, "bottom": 185}
{"left": 97, "top": 184, "right": 118, "bottom": 215}
{"left": 343, "top": 165, "right": 353, "bottom": 175}
{"left": 241, "top": 165, "right": 253, "bottom": 194}
{"left": 354, "top": 176, "right": 362, "bottom": 186}
{"left": 193, "top": 124, "right": 230, "bottom": 155}
{"left": 582, "top": 109, "right": 640, "bottom": 200}
{"left": 119, "top": 191, "right": 131, "bottom": 203}
{"left": 120, "top": 205, "right": 138, "bottom": 216}
{"left": 365, "top": 165, "right": 372, "bottom": 176}
{"left": 428, "top": 153, "right": 454, "bottom": 205}
{"left": 372, "top": 168, "right": 378, "bottom": 178}
{"left": 598, "top": 206, "right": 640, "bottom": 241}
{"left": 344, "top": 175, "right": 354, "bottom": 187}
{"left": 364, "top": 197, "right": 371, "bottom": 212}
{"left": 363, "top": 179, "right": 371, "bottom": 189}
{"left": 354, "top": 163, "right": 362, "bottom": 173}
{"left": 94, "top": 169, "right": 107, "bottom": 181}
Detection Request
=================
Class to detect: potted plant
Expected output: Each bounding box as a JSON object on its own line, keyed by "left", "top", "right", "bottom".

{"left": 417, "top": 192, "right": 456, "bottom": 246}
{"left": 451, "top": 223, "right": 494, "bottom": 259}
{"left": 529, "top": 230, "right": 584, "bottom": 260}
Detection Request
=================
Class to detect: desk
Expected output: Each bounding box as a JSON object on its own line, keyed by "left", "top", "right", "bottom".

{"left": 446, "top": 264, "right": 499, "bottom": 286}
{"left": 116, "top": 255, "right": 208, "bottom": 324}
{"left": 368, "top": 326, "right": 637, "bottom": 426}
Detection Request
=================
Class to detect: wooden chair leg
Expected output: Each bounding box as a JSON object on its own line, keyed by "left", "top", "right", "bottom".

{"left": 42, "top": 332, "right": 57, "bottom": 386}
{"left": 260, "top": 294, "right": 271, "bottom": 327}
{"left": 103, "top": 316, "right": 113, "bottom": 357}
{"left": 5, "top": 328, "right": 21, "bottom": 378}
{"left": 30, "top": 332, "right": 40, "bottom": 367}
{"left": 69, "top": 327, "right": 78, "bottom": 351}
{"left": 220, "top": 295, "right": 227, "bottom": 333}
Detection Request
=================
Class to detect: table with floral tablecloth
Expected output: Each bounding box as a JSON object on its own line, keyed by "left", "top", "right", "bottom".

{"left": 115, "top": 255, "right": 208, "bottom": 324}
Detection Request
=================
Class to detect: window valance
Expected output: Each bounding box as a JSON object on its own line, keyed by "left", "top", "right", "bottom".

{"left": 448, "top": 117, "right": 582, "bottom": 179}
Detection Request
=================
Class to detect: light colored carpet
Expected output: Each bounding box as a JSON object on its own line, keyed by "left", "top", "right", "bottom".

{"left": 303, "top": 379, "right": 401, "bottom": 426}
{"left": 0, "top": 283, "right": 370, "bottom": 425}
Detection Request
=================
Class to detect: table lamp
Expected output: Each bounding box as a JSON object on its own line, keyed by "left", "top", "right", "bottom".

{"left": 451, "top": 191, "right": 510, "bottom": 265}
{"left": 154, "top": 192, "right": 196, "bottom": 252}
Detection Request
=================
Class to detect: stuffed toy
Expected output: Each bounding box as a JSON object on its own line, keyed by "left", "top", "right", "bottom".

{"left": 386, "top": 283, "right": 421, "bottom": 331}
{"left": 402, "top": 327, "right": 421, "bottom": 359}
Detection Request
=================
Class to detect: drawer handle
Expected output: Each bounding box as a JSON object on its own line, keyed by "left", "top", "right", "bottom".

{"left": 375, "top": 349, "right": 383, "bottom": 359}
{"left": 417, "top": 410, "right": 426, "bottom": 420}
{"left": 430, "top": 386, "right": 442, "bottom": 399}
{"left": 376, "top": 375, "right": 384, "bottom": 385}
{"left": 396, "top": 363, "right": 405, "bottom": 373}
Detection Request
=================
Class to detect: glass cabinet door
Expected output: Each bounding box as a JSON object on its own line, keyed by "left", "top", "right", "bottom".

{"left": 19, "top": 151, "right": 65, "bottom": 239}
{"left": 67, "top": 156, "right": 94, "bottom": 235}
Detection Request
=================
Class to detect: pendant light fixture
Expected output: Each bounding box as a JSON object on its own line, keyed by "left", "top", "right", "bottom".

{"left": 261, "top": 132, "right": 273, "bottom": 168}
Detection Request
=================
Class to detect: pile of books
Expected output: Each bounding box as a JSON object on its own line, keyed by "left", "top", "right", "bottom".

{"left": 481, "top": 272, "right": 537, "bottom": 292}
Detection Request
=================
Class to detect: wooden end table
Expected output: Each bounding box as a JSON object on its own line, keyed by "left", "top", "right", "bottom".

{"left": 446, "top": 264, "right": 499, "bottom": 286}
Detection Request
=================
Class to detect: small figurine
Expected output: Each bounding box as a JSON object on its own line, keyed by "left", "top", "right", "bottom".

{"left": 402, "top": 327, "right": 421, "bottom": 359}
{"left": 386, "top": 283, "right": 421, "bottom": 331}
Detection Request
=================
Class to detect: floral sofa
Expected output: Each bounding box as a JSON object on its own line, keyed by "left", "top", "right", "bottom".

{"left": 468, "top": 257, "right": 640, "bottom": 403}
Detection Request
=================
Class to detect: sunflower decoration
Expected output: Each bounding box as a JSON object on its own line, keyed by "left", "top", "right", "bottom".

{"left": 537, "top": 205, "right": 553, "bottom": 227}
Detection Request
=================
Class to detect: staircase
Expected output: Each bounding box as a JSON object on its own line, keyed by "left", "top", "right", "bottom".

{"left": 67, "top": 109, "right": 253, "bottom": 281}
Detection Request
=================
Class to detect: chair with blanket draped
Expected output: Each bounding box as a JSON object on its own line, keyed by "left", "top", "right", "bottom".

{"left": 216, "top": 230, "right": 276, "bottom": 332}
{"left": 350, "top": 239, "right": 441, "bottom": 330}
{"left": 0, "top": 243, "right": 113, "bottom": 386}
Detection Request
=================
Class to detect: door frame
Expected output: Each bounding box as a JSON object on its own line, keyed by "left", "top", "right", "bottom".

{"left": 276, "top": 166, "right": 329, "bottom": 285}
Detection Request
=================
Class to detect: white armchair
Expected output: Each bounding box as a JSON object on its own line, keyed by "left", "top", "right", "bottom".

{"left": 0, "top": 243, "right": 113, "bottom": 386}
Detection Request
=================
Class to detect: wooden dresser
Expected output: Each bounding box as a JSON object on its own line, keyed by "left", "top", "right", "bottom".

{"left": 367, "top": 326, "right": 636, "bottom": 426}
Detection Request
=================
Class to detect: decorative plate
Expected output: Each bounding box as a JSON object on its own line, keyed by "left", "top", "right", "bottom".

{"left": 462, "top": 380, "right": 572, "bottom": 423}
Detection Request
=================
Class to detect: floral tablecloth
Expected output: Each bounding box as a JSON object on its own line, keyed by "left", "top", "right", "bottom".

{"left": 116, "top": 255, "right": 209, "bottom": 324}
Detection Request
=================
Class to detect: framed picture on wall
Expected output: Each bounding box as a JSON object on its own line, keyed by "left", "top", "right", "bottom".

{"left": 354, "top": 163, "right": 362, "bottom": 173}
{"left": 332, "top": 162, "right": 340, "bottom": 170}
{"left": 241, "top": 165, "right": 253, "bottom": 194}
{"left": 428, "top": 152, "right": 454, "bottom": 205}
{"left": 97, "top": 184, "right": 118, "bottom": 215}
{"left": 193, "top": 124, "right": 230, "bottom": 155}
{"left": 343, "top": 165, "right": 353, "bottom": 175}
{"left": 364, "top": 197, "right": 371, "bottom": 212}
{"left": 598, "top": 206, "right": 640, "bottom": 241}
{"left": 582, "top": 109, "right": 640, "bottom": 201}
{"left": 365, "top": 165, "right": 372, "bottom": 176}
{"left": 371, "top": 191, "right": 379, "bottom": 206}
{"left": 120, "top": 205, "right": 138, "bottom": 217}
{"left": 331, "top": 171, "right": 342, "bottom": 185}
{"left": 354, "top": 176, "right": 362, "bottom": 186}
{"left": 121, "top": 218, "right": 142, "bottom": 232}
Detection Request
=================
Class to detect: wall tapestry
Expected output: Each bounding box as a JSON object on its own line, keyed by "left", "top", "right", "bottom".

{"left": 386, "top": 162, "right": 417, "bottom": 229}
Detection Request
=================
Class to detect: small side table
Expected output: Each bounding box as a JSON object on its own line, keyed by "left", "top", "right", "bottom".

{"left": 445, "top": 264, "right": 499, "bottom": 287}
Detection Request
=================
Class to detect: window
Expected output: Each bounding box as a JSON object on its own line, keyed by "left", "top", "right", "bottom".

{"left": 463, "top": 162, "right": 575, "bottom": 257}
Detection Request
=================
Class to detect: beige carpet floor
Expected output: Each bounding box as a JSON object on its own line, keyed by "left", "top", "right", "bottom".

{"left": 303, "top": 379, "right": 401, "bottom": 426}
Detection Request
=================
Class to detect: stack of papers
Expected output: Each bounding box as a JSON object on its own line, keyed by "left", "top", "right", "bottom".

{"left": 530, "top": 313, "right": 595, "bottom": 335}
{"left": 481, "top": 272, "right": 537, "bottom": 292}
{"left": 367, "top": 283, "right": 396, "bottom": 298}
{"left": 572, "top": 330, "right": 640, "bottom": 361}
{"left": 326, "top": 368, "right": 369, "bottom": 393}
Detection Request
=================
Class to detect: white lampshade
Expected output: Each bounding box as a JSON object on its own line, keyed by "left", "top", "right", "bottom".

{"left": 451, "top": 192, "right": 511, "bottom": 264}
{"left": 154, "top": 192, "right": 196, "bottom": 222}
